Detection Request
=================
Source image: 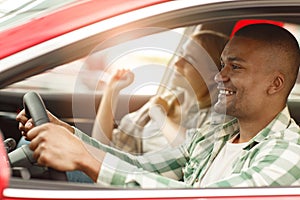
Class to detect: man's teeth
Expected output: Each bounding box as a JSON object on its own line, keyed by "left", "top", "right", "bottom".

{"left": 220, "top": 90, "right": 235, "bottom": 95}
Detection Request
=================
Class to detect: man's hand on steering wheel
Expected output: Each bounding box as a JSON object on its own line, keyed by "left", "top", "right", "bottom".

{"left": 16, "top": 109, "right": 74, "bottom": 140}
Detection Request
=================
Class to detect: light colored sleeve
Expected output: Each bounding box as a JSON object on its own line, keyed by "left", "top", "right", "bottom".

{"left": 74, "top": 127, "right": 190, "bottom": 188}
{"left": 111, "top": 113, "right": 144, "bottom": 154}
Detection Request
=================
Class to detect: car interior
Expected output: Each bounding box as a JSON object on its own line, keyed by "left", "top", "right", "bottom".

{"left": 1, "top": 2, "right": 300, "bottom": 192}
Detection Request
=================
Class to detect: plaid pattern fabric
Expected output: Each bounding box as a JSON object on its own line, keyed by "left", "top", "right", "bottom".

{"left": 111, "top": 105, "right": 228, "bottom": 154}
{"left": 74, "top": 106, "right": 300, "bottom": 188}
{"left": 111, "top": 112, "right": 144, "bottom": 154}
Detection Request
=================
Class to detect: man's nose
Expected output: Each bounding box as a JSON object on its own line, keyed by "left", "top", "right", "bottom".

{"left": 214, "top": 66, "right": 229, "bottom": 83}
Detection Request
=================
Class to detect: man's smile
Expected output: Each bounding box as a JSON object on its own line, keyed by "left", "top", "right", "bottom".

{"left": 219, "top": 89, "right": 236, "bottom": 95}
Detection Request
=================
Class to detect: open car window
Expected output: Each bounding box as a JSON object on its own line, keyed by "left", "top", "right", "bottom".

{"left": 3, "top": 27, "right": 186, "bottom": 96}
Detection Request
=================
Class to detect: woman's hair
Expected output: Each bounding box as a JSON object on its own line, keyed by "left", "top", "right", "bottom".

{"left": 192, "top": 30, "right": 229, "bottom": 70}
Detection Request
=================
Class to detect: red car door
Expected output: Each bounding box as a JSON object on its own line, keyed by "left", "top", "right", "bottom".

{"left": 0, "top": 134, "right": 10, "bottom": 199}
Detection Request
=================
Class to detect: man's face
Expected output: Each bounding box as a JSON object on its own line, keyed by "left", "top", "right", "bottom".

{"left": 214, "top": 36, "right": 273, "bottom": 119}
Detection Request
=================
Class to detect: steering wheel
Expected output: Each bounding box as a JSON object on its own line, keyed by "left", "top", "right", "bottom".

{"left": 8, "top": 91, "right": 67, "bottom": 181}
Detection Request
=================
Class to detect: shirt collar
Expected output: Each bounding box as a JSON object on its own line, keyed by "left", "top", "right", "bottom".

{"left": 245, "top": 106, "right": 292, "bottom": 149}
{"left": 216, "top": 106, "right": 292, "bottom": 150}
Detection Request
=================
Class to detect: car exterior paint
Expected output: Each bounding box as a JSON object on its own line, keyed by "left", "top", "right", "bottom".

{"left": 0, "top": 0, "right": 169, "bottom": 59}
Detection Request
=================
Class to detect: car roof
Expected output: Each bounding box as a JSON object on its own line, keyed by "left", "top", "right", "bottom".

{"left": 0, "top": 0, "right": 77, "bottom": 31}
{"left": 0, "top": 0, "right": 169, "bottom": 59}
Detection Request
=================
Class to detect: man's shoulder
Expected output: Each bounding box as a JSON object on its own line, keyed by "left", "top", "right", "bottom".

{"left": 260, "top": 119, "right": 300, "bottom": 146}
{"left": 282, "top": 118, "right": 300, "bottom": 143}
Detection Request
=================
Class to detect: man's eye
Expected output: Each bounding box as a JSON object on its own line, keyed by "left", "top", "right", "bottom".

{"left": 232, "top": 64, "right": 240, "bottom": 70}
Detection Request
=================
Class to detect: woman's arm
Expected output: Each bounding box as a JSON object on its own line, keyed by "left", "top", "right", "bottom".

{"left": 148, "top": 96, "right": 187, "bottom": 147}
{"left": 91, "top": 69, "right": 134, "bottom": 144}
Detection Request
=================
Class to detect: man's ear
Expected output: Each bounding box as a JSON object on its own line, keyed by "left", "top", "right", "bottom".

{"left": 267, "top": 73, "right": 284, "bottom": 95}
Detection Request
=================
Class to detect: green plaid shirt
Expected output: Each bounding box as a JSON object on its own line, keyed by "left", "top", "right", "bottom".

{"left": 75, "top": 106, "right": 300, "bottom": 188}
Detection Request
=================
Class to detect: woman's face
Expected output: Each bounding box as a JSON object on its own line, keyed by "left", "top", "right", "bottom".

{"left": 171, "top": 38, "right": 220, "bottom": 102}
{"left": 172, "top": 56, "right": 209, "bottom": 99}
